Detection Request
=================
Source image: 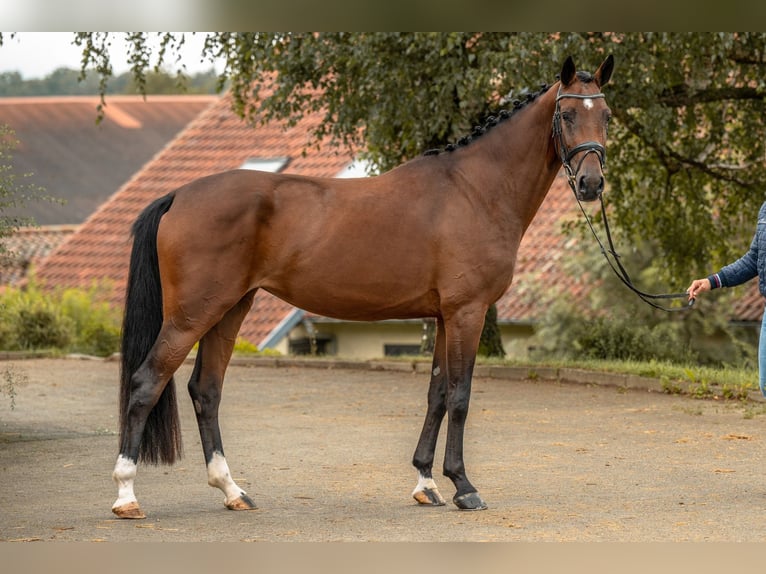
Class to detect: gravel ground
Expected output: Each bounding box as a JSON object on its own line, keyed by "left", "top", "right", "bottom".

{"left": 1, "top": 357, "right": 765, "bottom": 542}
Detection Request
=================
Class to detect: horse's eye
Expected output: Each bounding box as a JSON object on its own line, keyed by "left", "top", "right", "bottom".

{"left": 562, "top": 111, "right": 575, "bottom": 124}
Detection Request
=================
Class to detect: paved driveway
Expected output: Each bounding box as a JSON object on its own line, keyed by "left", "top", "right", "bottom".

{"left": 1, "top": 358, "right": 764, "bottom": 541}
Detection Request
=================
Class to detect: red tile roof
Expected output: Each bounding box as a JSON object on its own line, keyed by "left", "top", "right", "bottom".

{"left": 0, "top": 224, "right": 77, "bottom": 286}
{"left": 0, "top": 95, "right": 217, "bottom": 224}
{"left": 730, "top": 283, "right": 764, "bottom": 323}
{"left": 32, "top": 93, "right": 765, "bottom": 350}
{"left": 498, "top": 175, "right": 585, "bottom": 323}
{"left": 33, "top": 93, "right": 357, "bottom": 346}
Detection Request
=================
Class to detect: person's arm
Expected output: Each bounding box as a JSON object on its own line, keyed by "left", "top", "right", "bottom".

{"left": 713, "top": 233, "right": 758, "bottom": 288}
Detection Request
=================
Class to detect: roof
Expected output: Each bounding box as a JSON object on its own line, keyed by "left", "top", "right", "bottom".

{"left": 31, "top": 93, "right": 764, "bottom": 349}
{"left": 730, "top": 282, "right": 764, "bottom": 323}
{"left": 498, "top": 175, "right": 584, "bottom": 323}
{"left": 0, "top": 95, "right": 218, "bottom": 224}
{"left": 0, "top": 224, "right": 77, "bottom": 286}
{"left": 33, "top": 93, "right": 356, "bottom": 346}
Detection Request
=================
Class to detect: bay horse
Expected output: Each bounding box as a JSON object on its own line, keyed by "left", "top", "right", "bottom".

{"left": 112, "top": 54, "right": 614, "bottom": 518}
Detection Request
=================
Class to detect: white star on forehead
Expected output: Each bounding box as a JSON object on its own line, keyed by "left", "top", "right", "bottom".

{"left": 583, "top": 98, "right": 594, "bottom": 110}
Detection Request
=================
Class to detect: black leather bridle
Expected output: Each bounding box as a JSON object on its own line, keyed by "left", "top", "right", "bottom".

{"left": 552, "top": 88, "right": 607, "bottom": 194}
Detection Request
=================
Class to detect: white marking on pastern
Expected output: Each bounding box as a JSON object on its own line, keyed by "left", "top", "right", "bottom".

{"left": 412, "top": 471, "right": 439, "bottom": 496}
{"left": 112, "top": 454, "right": 138, "bottom": 509}
{"left": 207, "top": 451, "right": 248, "bottom": 504}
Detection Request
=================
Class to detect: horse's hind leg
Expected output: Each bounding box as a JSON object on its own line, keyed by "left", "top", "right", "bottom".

{"left": 187, "top": 290, "right": 257, "bottom": 511}
{"left": 112, "top": 326, "right": 202, "bottom": 519}
{"left": 411, "top": 317, "right": 448, "bottom": 506}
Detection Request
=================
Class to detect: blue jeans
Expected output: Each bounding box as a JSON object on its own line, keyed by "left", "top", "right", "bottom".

{"left": 760, "top": 308, "right": 766, "bottom": 396}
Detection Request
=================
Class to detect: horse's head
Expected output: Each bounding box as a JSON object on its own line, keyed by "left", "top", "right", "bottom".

{"left": 553, "top": 54, "right": 614, "bottom": 202}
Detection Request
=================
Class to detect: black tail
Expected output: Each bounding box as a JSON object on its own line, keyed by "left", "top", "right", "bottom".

{"left": 118, "top": 192, "right": 182, "bottom": 465}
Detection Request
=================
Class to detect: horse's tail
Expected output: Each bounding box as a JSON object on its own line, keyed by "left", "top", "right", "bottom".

{"left": 119, "top": 192, "right": 182, "bottom": 465}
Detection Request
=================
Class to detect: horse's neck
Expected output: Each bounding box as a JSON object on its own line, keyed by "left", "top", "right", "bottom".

{"left": 455, "top": 92, "right": 560, "bottom": 231}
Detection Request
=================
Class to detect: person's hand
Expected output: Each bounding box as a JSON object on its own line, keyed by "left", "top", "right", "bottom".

{"left": 686, "top": 278, "right": 712, "bottom": 301}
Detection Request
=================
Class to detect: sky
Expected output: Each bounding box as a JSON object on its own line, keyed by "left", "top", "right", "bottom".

{"left": 0, "top": 32, "right": 220, "bottom": 79}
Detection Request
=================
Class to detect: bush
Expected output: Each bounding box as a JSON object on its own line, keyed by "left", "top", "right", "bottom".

{"left": 565, "top": 315, "right": 694, "bottom": 363}
{"left": 531, "top": 294, "right": 753, "bottom": 368}
{"left": 15, "top": 306, "right": 73, "bottom": 349}
{"left": 0, "top": 279, "right": 121, "bottom": 356}
{"left": 525, "top": 235, "right": 756, "bottom": 369}
{"left": 58, "top": 286, "right": 121, "bottom": 356}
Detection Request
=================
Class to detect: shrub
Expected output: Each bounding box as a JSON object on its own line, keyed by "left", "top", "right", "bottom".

{"left": 58, "top": 286, "right": 121, "bottom": 356}
{"left": 0, "top": 279, "right": 121, "bottom": 356}
{"left": 530, "top": 295, "right": 749, "bottom": 367}
{"left": 15, "top": 305, "right": 73, "bottom": 349}
{"left": 233, "top": 337, "right": 259, "bottom": 354}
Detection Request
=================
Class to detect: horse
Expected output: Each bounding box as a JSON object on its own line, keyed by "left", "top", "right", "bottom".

{"left": 111, "top": 54, "right": 614, "bottom": 519}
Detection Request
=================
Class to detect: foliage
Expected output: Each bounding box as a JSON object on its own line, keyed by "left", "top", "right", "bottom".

{"left": 44, "top": 32, "right": 766, "bottom": 285}
{"left": 488, "top": 355, "right": 758, "bottom": 399}
{"left": 232, "top": 337, "right": 283, "bottom": 356}
{"left": 528, "top": 238, "right": 756, "bottom": 369}
{"left": 57, "top": 285, "right": 121, "bottom": 356}
{"left": 0, "top": 68, "right": 220, "bottom": 97}
{"left": 0, "top": 279, "right": 121, "bottom": 356}
{"left": 1, "top": 364, "right": 25, "bottom": 410}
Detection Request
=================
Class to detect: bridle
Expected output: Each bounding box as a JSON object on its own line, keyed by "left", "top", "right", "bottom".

{"left": 552, "top": 87, "right": 607, "bottom": 192}
{"left": 553, "top": 85, "right": 694, "bottom": 313}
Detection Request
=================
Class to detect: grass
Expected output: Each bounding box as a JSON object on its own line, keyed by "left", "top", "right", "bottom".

{"left": 367, "top": 354, "right": 759, "bottom": 401}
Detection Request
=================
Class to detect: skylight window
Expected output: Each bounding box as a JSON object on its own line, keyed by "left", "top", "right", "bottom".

{"left": 240, "top": 157, "right": 289, "bottom": 173}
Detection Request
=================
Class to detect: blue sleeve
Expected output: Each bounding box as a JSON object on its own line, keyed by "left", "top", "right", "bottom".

{"left": 708, "top": 204, "right": 762, "bottom": 289}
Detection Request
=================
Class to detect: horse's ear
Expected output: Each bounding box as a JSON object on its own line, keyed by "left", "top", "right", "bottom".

{"left": 594, "top": 54, "right": 614, "bottom": 88}
{"left": 560, "top": 56, "right": 576, "bottom": 87}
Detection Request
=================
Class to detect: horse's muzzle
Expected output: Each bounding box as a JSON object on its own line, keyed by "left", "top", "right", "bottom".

{"left": 576, "top": 172, "right": 604, "bottom": 202}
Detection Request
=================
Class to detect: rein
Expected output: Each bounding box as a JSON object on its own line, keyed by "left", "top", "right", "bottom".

{"left": 553, "top": 87, "right": 694, "bottom": 312}
{"left": 573, "top": 194, "right": 695, "bottom": 312}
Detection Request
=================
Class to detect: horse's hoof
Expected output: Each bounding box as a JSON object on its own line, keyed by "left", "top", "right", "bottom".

{"left": 225, "top": 493, "right": 257, "bottom": 511}
{"left": 413, "top": 487, "right": 446, "bottom": 506}
{"left": 453, "top": 492, "right": 488, "bottom": 511}
{"left": 112, "top": 501, "right": 146, "bottom": 519}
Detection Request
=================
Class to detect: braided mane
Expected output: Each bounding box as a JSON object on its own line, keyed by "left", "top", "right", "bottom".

{"left": 423, "top": 80, "right": 555, "bottom": 156}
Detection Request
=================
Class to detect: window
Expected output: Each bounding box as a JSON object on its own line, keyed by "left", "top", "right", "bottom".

{"left": 384, "top": 344, "right": 421, "bottom": 357}
{"left": 240, "top": 157, "right": 289, "bottom": 173}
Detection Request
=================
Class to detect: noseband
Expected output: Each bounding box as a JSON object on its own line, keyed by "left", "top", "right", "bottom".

{"left": 552, "top": 88, "right": 606, "bottom": 193}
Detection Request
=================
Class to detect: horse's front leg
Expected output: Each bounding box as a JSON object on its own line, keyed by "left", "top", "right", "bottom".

{"left": 412, "top": 317, "right": 448, "bottom": 506}
{"left": 188, "top": 292, "right": 257, "bottom": 511}
{"left": 442, "top": 306, "right": 488, "bottom": 510}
